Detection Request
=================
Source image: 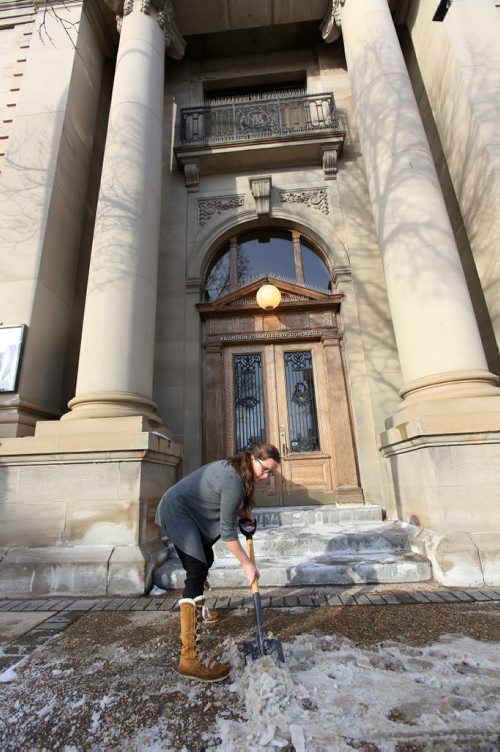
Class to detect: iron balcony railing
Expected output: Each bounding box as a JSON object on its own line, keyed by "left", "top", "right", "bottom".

{"left": 179, "top": 92, "right": 339, "bottom": 146}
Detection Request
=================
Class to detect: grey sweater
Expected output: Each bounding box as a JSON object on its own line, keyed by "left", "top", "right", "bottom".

{"left": 155, "top": 460, "right": 246, "bottom": 562}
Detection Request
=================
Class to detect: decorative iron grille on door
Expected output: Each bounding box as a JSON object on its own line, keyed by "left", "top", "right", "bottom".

{"left": 233, "top": 353, "right": 265, "bottom": 452}
{"left": 283, "top": 351, "right": 320, "bottom": 452}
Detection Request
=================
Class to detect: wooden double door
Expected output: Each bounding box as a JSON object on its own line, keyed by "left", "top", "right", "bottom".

{"left": 222, "top": 341, "right": 337, "bottom": 506}
{"left": 199, "top": 280, "right": 363, "bottom": 507}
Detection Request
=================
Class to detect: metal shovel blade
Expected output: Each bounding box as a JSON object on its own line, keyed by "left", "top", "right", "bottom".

{"left": 243, "top": 586, "right": 286, "bottom": 665}
{"left": 243, "top": 636, "right": 286, "bottom": 664}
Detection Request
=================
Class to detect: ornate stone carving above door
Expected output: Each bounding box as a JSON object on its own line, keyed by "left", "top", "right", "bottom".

{"left": 198, "top": 195, "right": 245, "bottom": 226}
{"left": 279, "top": 188, "right": 329, "bottom": 215}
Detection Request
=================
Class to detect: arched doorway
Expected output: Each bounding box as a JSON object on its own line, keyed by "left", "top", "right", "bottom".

{"left": 198, "top": 230, "right": 363, "bottom": 507}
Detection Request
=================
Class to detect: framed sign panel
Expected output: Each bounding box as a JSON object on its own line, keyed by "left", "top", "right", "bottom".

{"left": 0, "top": 325, "right": 27, "bottom": 392}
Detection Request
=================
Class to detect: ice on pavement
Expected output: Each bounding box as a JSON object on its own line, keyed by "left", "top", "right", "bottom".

{"left": 212, "top": 632, "right": 500, "bottom": 751}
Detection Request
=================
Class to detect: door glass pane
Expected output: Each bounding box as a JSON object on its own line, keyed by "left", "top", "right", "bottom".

{"left": 233, "top": 353, "right": 266, "bottom": 452}
{"left": 283, "top": 351, "right": 320, "bottom": 452}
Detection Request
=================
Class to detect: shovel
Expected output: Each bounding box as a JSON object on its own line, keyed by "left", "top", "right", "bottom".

{"left": 239, "top": 519, "right": 286, "bottom": 664}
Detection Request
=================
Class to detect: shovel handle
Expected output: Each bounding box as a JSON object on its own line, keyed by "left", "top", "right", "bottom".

{"left": 246, "top": 537, "right": 260, "bottom": 594}
{"left": 239, "top": 519, "right": 260, "bottom": 592}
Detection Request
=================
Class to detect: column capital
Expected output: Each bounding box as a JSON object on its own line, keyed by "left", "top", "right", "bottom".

{"left": 320, "top": 0, "right": 345, "bottom": 43}
{"left": 107, "top": 0, "right": 186, "bottom": 59}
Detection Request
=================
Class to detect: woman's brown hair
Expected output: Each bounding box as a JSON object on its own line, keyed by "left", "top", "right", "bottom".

{"left": 226, "top": 441, "right": 281, "bottom": 516}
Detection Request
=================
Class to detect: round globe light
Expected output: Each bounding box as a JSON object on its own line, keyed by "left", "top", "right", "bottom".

{"left": 256, "top": 284, "right": 281, "bottom": 311}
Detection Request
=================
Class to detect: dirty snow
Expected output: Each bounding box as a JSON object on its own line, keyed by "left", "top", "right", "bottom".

{"left": 0, "top": 607, "right": 499, "bottom": 751}
{"left": 213, "top": 633, "right": 500, "bottom": 750}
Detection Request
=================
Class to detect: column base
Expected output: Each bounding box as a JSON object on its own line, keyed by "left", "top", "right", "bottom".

{"left": 0, "top": 426, "right": 182, "bottom": 596}
{"left": 380, "top": 388, "right": 500, "bottom": 586}
{"left": 412, "top": 530, "right": 500, "bottom": 588}
{"left": 64, "top": 390, "right": 164, "bottom": 431}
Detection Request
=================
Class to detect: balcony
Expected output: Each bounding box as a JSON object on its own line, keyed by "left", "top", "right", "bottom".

{"left": 174, "top": 91, "right": 345, "bottom": 190}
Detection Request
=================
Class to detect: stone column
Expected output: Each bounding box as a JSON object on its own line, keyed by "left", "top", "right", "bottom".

{"left": 322, "top": 0, "right": 500, "bottom": 587}
{"left": 324, "top": 0, "right": 499, "bottom": 405}
{"left": 63, "top": 0, "right": 185, "bottom": 429}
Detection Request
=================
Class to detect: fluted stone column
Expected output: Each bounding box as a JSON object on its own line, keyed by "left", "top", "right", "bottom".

{"left": 324, "top": 0, "right": 499, "bottom": 406}
{"left": 63, "top": 0, "right": 185, "bottom": 428}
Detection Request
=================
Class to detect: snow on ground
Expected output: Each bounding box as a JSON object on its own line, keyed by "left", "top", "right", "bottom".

{"left": 213, "top": 632, "right": 500, "bottom": 751}
{"left": 0, "top": 609, "right": 499, "bottom": 751}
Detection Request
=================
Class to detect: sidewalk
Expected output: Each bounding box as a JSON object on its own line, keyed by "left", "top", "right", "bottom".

{"left": 1, "top": 584, "right": 499, "bottom": 751}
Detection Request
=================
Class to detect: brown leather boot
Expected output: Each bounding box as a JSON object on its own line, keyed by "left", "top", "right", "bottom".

{"left": 178, "top": 598, "right": 229, "bottom": 682}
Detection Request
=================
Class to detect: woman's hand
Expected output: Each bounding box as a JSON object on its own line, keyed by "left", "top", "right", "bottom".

{"left": 239, "top": 512, "right": 256, "bottom": 526}
{"left": 243, "top": 561, "right": 260, "bottom": 588}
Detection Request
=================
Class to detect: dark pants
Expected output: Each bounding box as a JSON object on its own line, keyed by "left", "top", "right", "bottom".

{"left": 175, "top": 544, "right": 215, "bottom": 599}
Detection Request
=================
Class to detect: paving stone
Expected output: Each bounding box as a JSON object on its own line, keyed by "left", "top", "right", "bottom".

{"left": 37, "top": 600, "right": 68, "bottom": 611}
{"left": 158, "top": 599, "right": 178, "bottom": 611}
{"left": 130, "top": 599, "right": 153, "bottom": 610}
{"left": 228, "top": 597, "right": 244, "bottom": 608}
{"left": 89, "top": 600, "right": 113, "bottom": 611}
{"left": 394, "top": 593, "right": 419, "bottom": 604}
{"left": 283, "top": 595, "right": 300, "bottom": 606}
{"left": 339, "top": 594, "right": 357, "bottom": 606}
{"left": 0, "top": 601, "right": 19, "bottom": 610}
{"left": 323, "top": 594, "right": 342, "bottom": 606}
{"left": 0, "top": 601, "right": 24, "bottom": 611}
{"left": 407, "top": 591, "right": 430, "bottom": 603}
{"left": 116, "top": 599, "right": 139, "bottom": 610}
{"left": 312, "top": 594, "right": 327, "bottom": 606}
{"left": 353, "top": 594, "right": 372, "bottom": 605}
{"left": 419, "top": 591, "right": 444, "bottom": 603}
{"left": 297, "top": 594, "right": 316, "bottom": 606}
{"left": 437, "top": 591, "right": 462, "bottom": 603}
{"left": 102, "top": 598, "right": 128, "bottom": 611}
{"left": 380, "top": 594, "right": 402, "bottom": 605}
{"left": 364, "top": 594, "right": 387, "bottom": 606}
{"left": 145, "top": 599, "right": 167, "bottom": 611}
{"left": 62, "top": 600, "right": 98, "bottom": 611}
{"left": 467, "top": 591, "right": 495, "bottom": 602}
{"left": 477, "top": 591, "right": 497, "bottom": 601}
{"left": 449, "top": 590, "right": 474, "bottom": 602}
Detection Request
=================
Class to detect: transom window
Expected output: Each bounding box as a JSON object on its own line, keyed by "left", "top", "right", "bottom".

{"left": 204, "top": 230, "right": 331, "bottom": 301}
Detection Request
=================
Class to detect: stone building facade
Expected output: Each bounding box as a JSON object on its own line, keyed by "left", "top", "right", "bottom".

{"left": 0, "top": 0, "right": 499, "bottom": 595}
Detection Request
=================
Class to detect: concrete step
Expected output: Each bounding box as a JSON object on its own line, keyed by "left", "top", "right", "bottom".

{"left": 154, "top": 506, "right": 433, "bottom": 589}
{"left": 212, "top": 522, "right": 414, "bottom": 559}
{"left": 253, "top": 504, "right": 384, "bottom": 527}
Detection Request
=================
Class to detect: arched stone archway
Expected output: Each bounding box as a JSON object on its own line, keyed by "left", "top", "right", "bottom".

{"left": 186, "top": 211, "right": 351, "bottom": 285}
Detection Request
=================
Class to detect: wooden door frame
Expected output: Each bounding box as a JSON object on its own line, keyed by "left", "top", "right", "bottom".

{"left": 198, "top": 277, "right": 364, "bottom": 504}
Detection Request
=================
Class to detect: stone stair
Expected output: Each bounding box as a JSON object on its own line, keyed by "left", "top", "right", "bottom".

{"left": 153, "top": 504, "right": 432, "bottom": 589}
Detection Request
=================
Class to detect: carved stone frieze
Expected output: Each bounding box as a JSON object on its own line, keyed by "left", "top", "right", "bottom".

{"left": 198, "top": 195, "right": 245, "bottom": 226}
{"left": 279, "top": 189, "right": 329, "bottom": 215}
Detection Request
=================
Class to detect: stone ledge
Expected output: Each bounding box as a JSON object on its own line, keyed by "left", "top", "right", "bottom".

{"left": 0, "top": 541, "right": 168, "bottom": 597}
